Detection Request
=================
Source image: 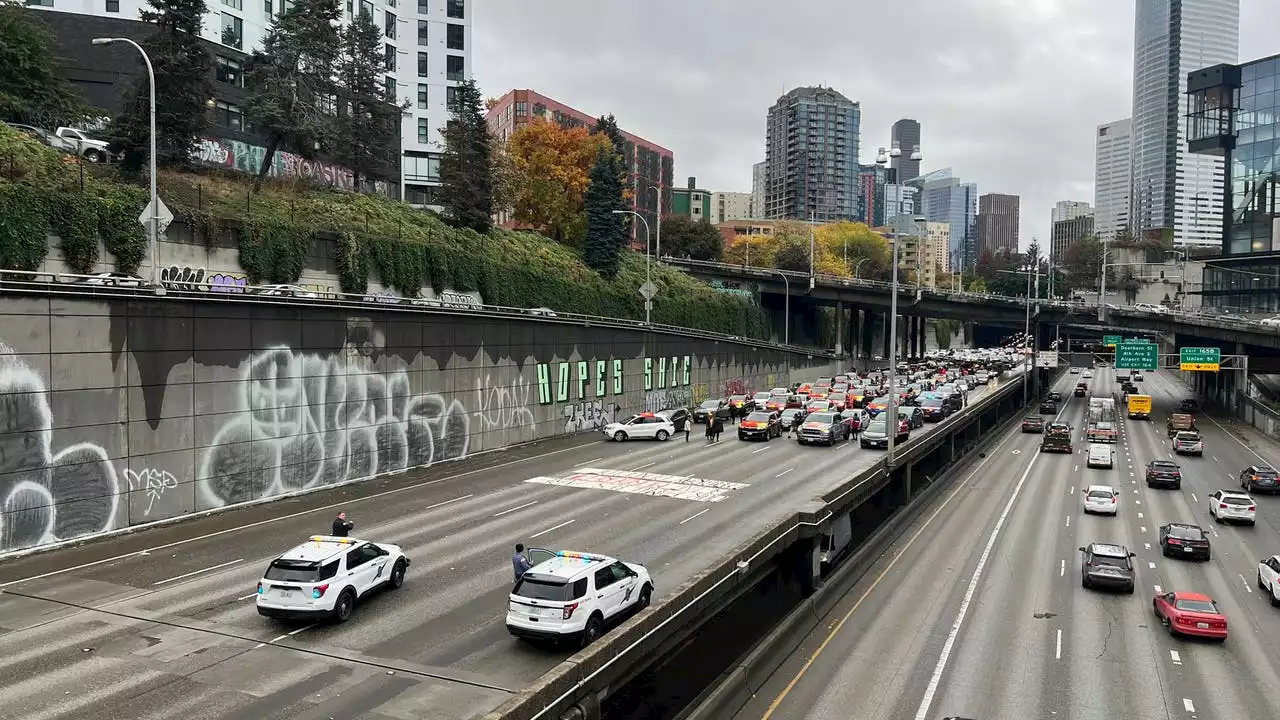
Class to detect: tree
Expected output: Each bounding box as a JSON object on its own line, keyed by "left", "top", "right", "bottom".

{"left": 1061, "top": 234, "right": 1109, "bottom": 292}
{"left": 659, "top": 216, "right": 723, "bottom": 261}
{"left": 504, "top": 119, "right": 610, "bottom": 245}
{"left": 582, "top": 145, "right": 626, "bottom": 276}
{"left": 334, "top": 9, "right": 403, "bottom": 189}
{"left": 1122, "top": 268, "right": 1140, "bottom": 305}
{"left": 591, "top": 114, "right": 632, "bottom": 228}
{"left": 106, "top": 0, "right": 214, "bottom": 172}
{"left": 0, "top": 3, "right": 87, "bottom": 127}
{"left": 773, "top": 242, "right": 810, "bottom": 272}
{"left": 242, "top": 0, "right": 341, "bottom": 191}
{"left": 967, "top": 276, "right": 989, "bottom": 293}
{"left": 437, "top": 78, "right": 494, "bottom": 232}
{"left": 815, "top": 221, "right": 890, "bottom": 277}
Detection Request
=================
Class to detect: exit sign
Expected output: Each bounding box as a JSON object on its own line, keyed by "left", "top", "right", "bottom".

{"left": 1179, "top": 347, "right": 1221, "bottom": 372}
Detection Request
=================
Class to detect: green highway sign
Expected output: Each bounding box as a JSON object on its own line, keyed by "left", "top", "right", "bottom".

{"left": 1125, "top": 337, "right": 1152, "bottom": 343}
{"left": 1115, "top": 342, "right": 1158, "bottom": 370}
{"left": 1179, "top": 347, "right": 1221, "bottom": 372}
{"left": 1103, "top": 335, "right": 1121, "bottom": 347}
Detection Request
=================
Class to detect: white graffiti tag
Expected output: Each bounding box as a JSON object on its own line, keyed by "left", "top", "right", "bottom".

{"left": 124, "top": 468, "right": 179, "bottom": 516}
{"left": 473, "top": 374, "right": 535, "bottom": 430}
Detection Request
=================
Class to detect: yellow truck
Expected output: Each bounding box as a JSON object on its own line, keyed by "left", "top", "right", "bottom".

{"left": 1127, "top": 394, "right": 1152, "bottom": 420}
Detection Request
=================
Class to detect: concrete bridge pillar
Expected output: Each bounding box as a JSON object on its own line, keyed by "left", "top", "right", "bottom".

{"left": 834, "top": 301, "right": 845, "bottom": 356}
{"left": 882, "top": 312, "right": 891, "bottom": 360}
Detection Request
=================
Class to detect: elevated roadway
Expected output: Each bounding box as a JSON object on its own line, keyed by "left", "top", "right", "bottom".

{"left": 728, "top": 369, "right": 1280, "bottom": 720}
{"left": 0, "top": 376, "right": 1018, "bottom": 720}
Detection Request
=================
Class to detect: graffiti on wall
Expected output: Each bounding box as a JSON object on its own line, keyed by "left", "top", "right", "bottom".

{"left": 725, "top": 378, "right": 746, "bottom": 397}
{"left": 160, "top": 264, "right": 327, "bottom": 296}
{"left": 473, "top": 374, "right": 536, "bottom": 431}
{"left": 644, "top": 356, "right": 692, "bottom": 391}
{"left": 537, "top": 359, "right": 625, "bottom": 404}
{"left": 644, "top": 388, "right": 692, "bottom": 412}
{"left": 0, "top": 346, "right": 120, "bottom": 552}
{"left": 198, "top": 346, "right": 470, "bottom": 508}
{"left": 124, "top": 467, "right": 178, "bottom": 517}
{"left": 193, "top": 137, "right": 382, "bottom": 193}
{"left": 691, "top": 384, "right": 709, "bottom": 405}
{"left": 564, "top": 401, "right": 621, "bottom": 434}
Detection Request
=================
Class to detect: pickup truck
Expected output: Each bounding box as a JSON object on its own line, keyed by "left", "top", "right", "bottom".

{"left": 1167, "top": 413, "right": 1197, "bottom": 438}
{"left": 54, "top": 126, "right": 111, "bottom": 162}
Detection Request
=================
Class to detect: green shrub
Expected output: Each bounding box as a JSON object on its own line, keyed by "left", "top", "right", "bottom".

{"left": 0, "top": 183, "right": 50, "bottom": 271}
{"left": 49, "top": 191, "right": 99, "bottom": 274}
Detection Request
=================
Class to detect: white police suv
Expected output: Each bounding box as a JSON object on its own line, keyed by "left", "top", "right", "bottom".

{"left": 602, "top": 412, "right": 676, "bottom": 442}
{"left": 506, "top": 550, "right": 654, "bottom": 647}
{"left": 256, "top": 535, "right": 409, "bottom": 623}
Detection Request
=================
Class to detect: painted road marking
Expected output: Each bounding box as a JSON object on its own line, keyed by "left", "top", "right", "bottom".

{"left": 1183, "top": 698, "right": 1195, "bottom": 713}
{"left": 679, "top": 508, "right": 710, "bottom": 525}
{"left": 631, "top": 462, "right": 657, "bottom": 471}
{"left": 1065, "top": 515, "right": 1071, "bottom": 528}
{"left": 255, "top": 622, "right": 315, "bottom": 650}
{"left": 529, "top": 519, "right": 576, "bottom": 539}
{"left": 1171, "top": 650, "right": 1182, "bottom": 665}
{"left": 1060, "top": 560, "right": 1065, "bottom": 577}
{"left": 493, "top": 500, "right": 539, "bottom": 517}
{"left": 237, "top": 593, "right": 257, "bottom": 601}
{"left": 153, "top": 559, "right": 243, "bottom": 586}
{"left": 1192, "top": 493, "right": 1198, "bottom": 503}
{"left": 1074, "top": 465, "right": 1079, "bottom": 472}
{"left": 1055, "top": 628, "right": 1062, "bottom": 659}
{"left": 775, "top": 468, "right": 794, "bottom": 478}
{"left": 1155, "top": 584, "right": 1162, "bottom": 593}
{"left": 527, "top": 468, "right": 749, "bottom": 503}
{"left": 1241, "top": 574, "right": 1253, "bottom": 593}
{"left": 574, "top": 457, "right": 604, "bottom": 467}
{"left": 1149, "top": 562, "right": 1156, "bottom": 569}
{"left": 1141, "top": 526, "right": 1147, "bottom": 533}
{"left": 752, "top": 446, "right": 770, "bottom": 455}
{"left": 1145, "top": 542, "right": 1151, "bottom": 549}
{"left": 1138, "top": 512, "right": 1143, "bottom": 519}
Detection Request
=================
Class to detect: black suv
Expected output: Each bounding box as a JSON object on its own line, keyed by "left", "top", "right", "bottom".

{"left": 1159, "top": 523, "right": 1211, "bottom": 561}
{"left": 1039, "top": 400, "right": 1057, "bottom": 414}
{"left": 1145, "top": 460, "right": 1182, "bottom": 490}
{"left": 1021, "top": 416, "right": 1045, "bottom": 433}
{"left": 1079, "top": 543, "right": 1136, "bottom": 593}
{"left": 1241, "top": 466, "right": 1280, "bottom": 494}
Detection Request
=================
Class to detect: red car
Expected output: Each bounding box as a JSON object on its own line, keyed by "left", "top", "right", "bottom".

{"left": 1153, "top": 591, "right": 1227, "bottom": 640}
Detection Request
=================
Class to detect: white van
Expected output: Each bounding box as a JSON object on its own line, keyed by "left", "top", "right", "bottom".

{"left": 1087, "top": 443, "right": 1114, "bottom": 469}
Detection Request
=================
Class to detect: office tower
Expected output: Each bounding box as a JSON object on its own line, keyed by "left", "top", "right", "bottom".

{"left": 976, "top": 193, "right": 1020, "bottom": 255}
{"left": 751, "top": 161, "right": 767, "bottom": 218}
{"left": 1052, "top": 215, "right": 1096, "bottom": 263}
{"left": 1095, "top": 118, "right": 1134, "bottom": 239}
{"left": 1052, "top": 200, "right": 1093, "bottom": 223}
{"left": 891, "top": 119, "right": 922, "bottom": 182}
{"left": 916, "top": 169, "right": 978, "bottom": 270}
{"left": 763, "top": 86, "right": 861, "bottom": 221}
{"left": 857, "top": 163, "right": 891, "bottom": 226}
{"left": 1130, "top": 0, "right": 1239, "bottom": 247}
{"left": 711, "top": 192, "right": 753, "bottom": 224}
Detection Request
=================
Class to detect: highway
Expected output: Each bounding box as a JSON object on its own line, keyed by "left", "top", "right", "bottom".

{"left": 0, "top": 373, "right": 1011, "bottom": 720}
{"left": 735, "top": 367, "right": 1280, "bottom": 720}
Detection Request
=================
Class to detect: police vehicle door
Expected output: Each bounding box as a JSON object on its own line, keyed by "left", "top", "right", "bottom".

{"left": 346, "top": 544, "right": 386, "bottom": 595}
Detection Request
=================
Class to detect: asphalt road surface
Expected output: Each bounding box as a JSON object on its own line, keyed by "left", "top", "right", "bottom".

{"left": 0, "top": 374, "right": 1010, "bottom": 720}
{"left": 734, "top": 368, "right": 1280, "bottom": 720}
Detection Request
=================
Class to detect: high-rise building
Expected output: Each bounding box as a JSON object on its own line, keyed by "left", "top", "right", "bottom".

{"left": 486, "top": 89, "right": 674, "bottom": 250}
{"left": 711, "top": 191, "right": 753, "bottom": 224}
{"left": 1130, "top": 0, "right": 1239, "bottom": 247}
{"left": 882, "top": 217, "right": 949, "bottom": 288}
{"left": 885, "top": 184, "right": 919, "bottom": 219}
{"left": 915, "top": 169, "right": 978, "bottom": 270}
{"left": 751, "top": 161, "right": 767, "bottom": 218}
{"left": 924, "top": 221, "right": 952, "bottom": 280}
{"left": 763, "top": 86, "right": 861, "bottom": 221}
{"left": 891, "top": 119, "right": 922, "bottom": 182}
{"left": 857, "top": 163, "right": 890, "bottom": 226}
{"left": 671, "top": 177, "right": 710, "bottom": 222}
{"left": 1052, "top": 215, "right": 1096, "bottom": 263}
{"left": 1094, "top": 118, "right": 1134, "bottom": 239}
{"left": 976, "top": 193, "right": 1020, "bottom": 255}
{"left": 1052, "top": 201, "right": 1093, "bottom": 223}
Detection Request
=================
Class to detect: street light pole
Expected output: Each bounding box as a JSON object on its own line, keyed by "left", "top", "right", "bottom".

{"left": 886, "top": 236, "right": 901, "bottom": 463}
{"left": 1098, "top": 235, "right": 1111, "bottom": 322}
{"left": 93, "top": 37, "right": 157, "bottom": 290}
{"left": 771, "top": 270, "right": 790, "bottom": 345}
{"left": 613, "top": 210, "right": 652, "bottom": 324}
{"left": 853, "top": 257, "right": 871, "bottom": 279}
{"left": 649, "top": 185, "right": 662, "bottom": 258}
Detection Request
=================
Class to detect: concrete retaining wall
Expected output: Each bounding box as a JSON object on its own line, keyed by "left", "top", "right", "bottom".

{"left": 0, "top": 294, "right": 836, "bottom": 554}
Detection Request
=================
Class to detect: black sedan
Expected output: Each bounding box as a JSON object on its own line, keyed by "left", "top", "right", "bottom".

{"left": 1159, "top": 523, "right": 1211, "bottom": 561}
{"left": 1048, "top": 391, "right": 1063, "bottom": 402}
{"left": 1021, "top": 416, "right": 1045, "bottom": 433}
{"left": 738, "top": 411, "right": 782, "bottom": 441}
{"left": 916, "top": 394, "right": 951, "bottom": 422}
{"left": 1039, "top": 401, "right": 1057, "bottom": 414}
{"left": 692, "top": 399, "right": 729, "bottom": 424}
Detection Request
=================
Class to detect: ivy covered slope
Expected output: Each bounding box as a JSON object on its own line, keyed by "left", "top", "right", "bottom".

{"left": 0, "top": 125, "right": 770, "bottom": 339}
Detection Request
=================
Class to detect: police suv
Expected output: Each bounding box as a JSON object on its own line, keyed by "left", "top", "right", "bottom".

{"left": 256, "top": 535, "right": 410, "bottom": 623}
{"left": 506, "top": 550, "right": 654, "bottom": 647}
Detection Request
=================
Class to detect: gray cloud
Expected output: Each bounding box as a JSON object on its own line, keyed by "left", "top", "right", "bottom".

{"left": 474, "top": 0, "right": 1279, "bottom": 250}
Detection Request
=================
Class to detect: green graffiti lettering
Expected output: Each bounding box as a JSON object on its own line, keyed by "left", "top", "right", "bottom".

{"left": 577, "top": 361, "right": 589, "bottom": 399}
{"left": 682, "top": 355, "right": 691, "bottom": 386}
{"left": 644, "top": 358, "right": 653, "bottom": 391}
{"left": 595, "top": 360, "right": 606, "bottom": 397}
{"left": 613, "top": 359, "right": 623, "bottom": 394}
{"left": 670, "top": 356, "right": 678, "bottom": 387}
{"left": 537, "top": 363, "right": 551, "bottom": 405}
{"left": 556, "top": 362, "right": 570, "bottom": 402}
{"left": 658, "top": 357, "right": 667, "bottom": 387}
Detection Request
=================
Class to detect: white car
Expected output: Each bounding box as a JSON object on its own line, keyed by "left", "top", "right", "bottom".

{"left": 1258, "top": 555, "right": 1280, "bottom": 606}
{"left": 1261, "top": 316, "right": 1280, "bottom": 328}
{"left": 1208, "top": 489, "right": 1256, "bottom": 525}
{"left": 603, "top": 412, "right": 675, "bottom": 442}
{"left": 1086, "top": 443, "right": 1114, "bottom": 469}
{"left": 1082, "top": 370, "right": 1094, "bottom": 379}
{"left": 506, "top": 550, "right": 654, "bottom": 647}
{"left": 255, "top": 283, "right": 319, "bottom": 298}
{"left": 1082, "top": 484, "right": 1119, "bottom": 515}
{"left": 257, "top": 535, "right": 409, "bottom": 623}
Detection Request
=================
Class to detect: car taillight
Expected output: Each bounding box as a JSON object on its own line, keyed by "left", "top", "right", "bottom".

{"left": 1248, "top": 506, "right": 1256, "bottom": 512}
{"left": 257, "top": 582, "right": 264, "bottom": 595}
{"left": 1219, "top": 503, "right": 1228, "bottom": 510}
{"left": 1168, "top": 538, "right": 1182, "bottom": 545}
{"left": 562, "top": 602, "right": 579, "bottom": 620}
{"left": 312, "top": 583, "right": 330, "bottom": 599}
{"left": 1110, "top": 497, "right": 1116, "bottom": 503}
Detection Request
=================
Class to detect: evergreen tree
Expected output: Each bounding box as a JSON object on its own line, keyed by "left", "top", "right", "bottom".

{"left": 0, "top": 2, "right": 88, "bottom": 127}
{"left": 106, "top": 0, "right": 214, "bottom": 172}
{"left": 335, "top": 8, "right": 403, "bottom": 189}
{"left": 243, "top": 0, "right": 341, "bottom": 191}
{"left": 582, "top": 145, "right": 626, "bottom": 277}
{"left": 437, "top": 78, "right": 493, "bottom": 232}
{"left": 591, "top": 114, "right": 631, "bottom": 232}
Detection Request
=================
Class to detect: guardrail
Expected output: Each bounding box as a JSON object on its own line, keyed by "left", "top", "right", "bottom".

{"left": 0, "top": 269, "right": 837, "bottom": 359}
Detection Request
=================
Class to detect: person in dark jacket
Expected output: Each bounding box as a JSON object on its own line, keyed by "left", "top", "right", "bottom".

{"left": 332, "top": 511, "right": 354, "bottom": 537}
{"left": 513, "top": 543, "right": 533, "bottom": 583}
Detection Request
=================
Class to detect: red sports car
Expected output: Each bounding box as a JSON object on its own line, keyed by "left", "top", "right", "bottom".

{"left": 1153, "top": 591, "right": 1227, "bottom": 640}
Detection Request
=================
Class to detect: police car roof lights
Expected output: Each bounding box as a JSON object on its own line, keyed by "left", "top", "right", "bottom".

{"left": 309, "top": 535, "right": 356, "bottom": 545}
{"left": 556, "top": 550, "right": 610, "bottom": 562}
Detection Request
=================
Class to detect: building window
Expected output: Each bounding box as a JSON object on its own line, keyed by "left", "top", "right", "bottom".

{"left": 446, "top": 85, "right": 458, "bottom": 110}
{"left": 385, "top": 76, "right": 397, "bottom": 102}
{"left": 446, "top": 23, "right": 464, "bottom": 50}
{"left": 215, "top": 56, "right": 243, "bottom": 87}
{"left": 345, "top": 0, "right": 352, "bottom": 18}
{"left": 106, "top": 0, "right": 120, "bottom": 12}
{"left": 360, "top": 0, "right": 373, "bottom": 18}
{"left": 25, "top": 0, "right": 54, "bottom": 6}
{"left": 384, "top": 43, "right": 396, "bottom": 72}
{"left": 221, "top": 13, "right": 243, "bottom": 50}
{"left": 222, "top": 0, "right": 242, "bottom": 10}
{"left": 417, "top": 52, "right": 428, "bottom": 78}
{"left": 417, "top": 84, "right": 428, "bottom": 109}
{"left": 214, "top": 101, "right": 244, "bottom": 132}
{"left": 417, "top": 0, "right": 427, "bottom": 13}
{"left": 514, "top": 101, "right": 527, "bottom": 116}
{"left": 447, "top": 0, "right": 463, "bottom": 19}
{"left": 405, "top": 184, "right": 442, "bottom": 207}
{"left": 417, "top": 19, "right": 428, "bottom": 45}
{"left": 417, "top": 118, "right": 429, "bottom": 145}
{"left": 446, "top": 54, "right": 464, "bottom": 82}
{"left": 385, "top": 11, "right": 396, "bottom": 38}
{"left": 403, "top": 152, "right": 441, "bottom": 183}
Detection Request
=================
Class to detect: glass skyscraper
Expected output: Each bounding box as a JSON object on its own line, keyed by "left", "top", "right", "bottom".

{"left": 914, "top": 169, "right": 978, "bottom": 270}
{"left": 763, "top": 86, "right": 861, "bottom": 221}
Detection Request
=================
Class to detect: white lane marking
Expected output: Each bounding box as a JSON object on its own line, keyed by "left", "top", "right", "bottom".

{"left": 1055, "top": 628, "right": 1062, "bottom": 659}
{"left": 1149, "top": 562, "right": 1156, "bottom": 569}
{"left": 530, "top": 519, "right": 576, "bottom": 538}
{"left": 679, "top": 508, "right": 710, "bottom": 525}
{"left": 1241, "top": 574, "right": 1253, "bottom": 593}
{"left": 493, "top": 500, "right": 539, "bottom": 517}
{"left": 1141, "top": 526, "right": 1147, "bottom": 533}
{"left": 1212, "top": 455, "right": 1220, "bottom": 462}
{"left": 1065, "top": 515, "right": 1071, "bottom": 528}
{"left": 575, "top": 457, "right": 604, "bottom": 467}
{"left": 1191, "top": 493, "right": 1198, "bottom": 503}
{"left": 1060, "top": 559, "right": 1065, "bottom": 577}
{"left": 631, "top": 462, "right": 657, "bottom": 471}
{"left": 1133, "top": 489, "right": 1139, "bottom": 494}
{"left": 751, "top": 447, "right": 770, "bottom": 455}
{"left": 152, "top": 558, "right": 243, "bottom": 586}
{"left": 237, "top": 593, "right": 257, "bottom": 601}
{"left": 775, "top": 468, "right": 794, "bottom": 478}
{"left": 255, "top": 622, "right": 316, "bottom": 650}
{"left": 912, "top": 446, "right": 1042, "bottom": 720}
{"left": 1145, "top": 542, "right": 1151, "bottom": 549}
{"left": 1183, "top": 698, "right": 1195, "bottom": 713}
{"left": 1138, "top": 513, "right": 1144, "bottom": 519}
{"left": 1074, "top": 465, "right": 1079, "bottom": 472}
{"left": 1136, "top": 500, "right": 1142, "bottom": 505}
{"left": 1129, "top": 472, "right": 1135, "bottom": 476}
{"left": 1171, "top": 649, "right": 1182, "bottom": 665}
{"left": 1202, "top": 415, "right": 1268, "bottom": 464}
{"left": 1155, "top": 584, "right": 1162, "bottom": 593}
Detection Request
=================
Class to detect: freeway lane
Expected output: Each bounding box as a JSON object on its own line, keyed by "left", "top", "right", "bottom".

{"left": 0, "top": 375, "right": 1010, "bottom": 720}
{"left": 735, "top": 368, "right": 1280, "bottom": 720}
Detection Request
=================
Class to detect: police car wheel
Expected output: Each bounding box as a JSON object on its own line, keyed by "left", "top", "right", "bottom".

{"left": 638, "top": 583, "right": 652, "bottom": 609}
{"left": 613, "top": 431, "right": 627, "bottom": 442}
{"left": 656, "top": 430, "right": 669, "bottom": 441}
{"left": 581, "top": 614, "right": 604, "bottom": 648}
{"left": 333, "top": 589, "right": 356, "bottom": 623}
{"left": 390, "top": 560, "right": 406, "bottom": 589}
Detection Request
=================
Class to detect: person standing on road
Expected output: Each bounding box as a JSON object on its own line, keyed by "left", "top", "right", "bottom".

{"left": 331, "top": 511, "right": 354, "bottom": 537}
{"left": 684, "top": 415, "right": 692, "bottom": 442}
{"left": 513, "top": 543, "right": 533, "bottom": 583}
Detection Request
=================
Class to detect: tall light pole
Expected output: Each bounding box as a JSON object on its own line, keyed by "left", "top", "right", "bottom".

{"left": 649, "top": 185, "right": 662, "bottom": 257}
{"left": 885, "top": 233, "right": 902, "bottom": 463}
{"left": 853, "top": 257, "right": 871, "bottom": 279}
{"left": 1097, "top": 234, "right": 1111, "bottom": 321}
{"left": 613, "top": 210, "right": 652, "bottom": 324}
{"left": 93, "top": 37, "right": 158, "bottom": 290}
{"left": 771, "top": 270, "right": 791, "bottom": 345}
{"left": 996, "top": 266, "right": 1037, "bottom": 406}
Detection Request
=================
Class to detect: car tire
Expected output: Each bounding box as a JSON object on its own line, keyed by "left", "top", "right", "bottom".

{"left": 1175, "top": 483, "right": 1181, "bottom": 490}
{"left": 1272, "top": 587, "right": 1280, "bottom": 608}
{"left": 656, "top": 430, "right": 669, "bottom": 441}
{"left": 83, "top": 148, "right": 105, "bottom": 163}
{"left": 613, "top": 431, "right": 627, "bottom": 442}
{"left": 637, "top": 583, "right": 652, "bottom": 610}
{"left": 332, "top": 589, "right": 356, "bottom": 624}
{"left": 1126, "top": 583, "right": 1135, "bottom": 595}
{"left": 389, "top": 560, "right": 406, "bottom": 589}
{"left": 1258, "top": 571, "right": 1267, "bottom": 591}
{"left": 1081, "top": 576, "right": 1091, "bottom": 589}
{"left": 581, "top": 613, "right": 604, "bottom": 648}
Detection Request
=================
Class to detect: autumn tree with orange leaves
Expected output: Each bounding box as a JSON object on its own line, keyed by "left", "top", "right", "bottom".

{"left": 504, "top": 118, "right": 611, "bottom": 247}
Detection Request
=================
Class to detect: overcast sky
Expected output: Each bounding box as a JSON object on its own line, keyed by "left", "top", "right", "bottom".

{"left": 473, "top": 1, "right": 1279, "bottom": 250}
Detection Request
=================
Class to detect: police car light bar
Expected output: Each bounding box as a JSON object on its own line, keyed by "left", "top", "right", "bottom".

{"left": 556, "top": 551, "right": 609, "bottom": 562}
{"left": 309, "top": 535, "right": 355, "bottom": 544}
